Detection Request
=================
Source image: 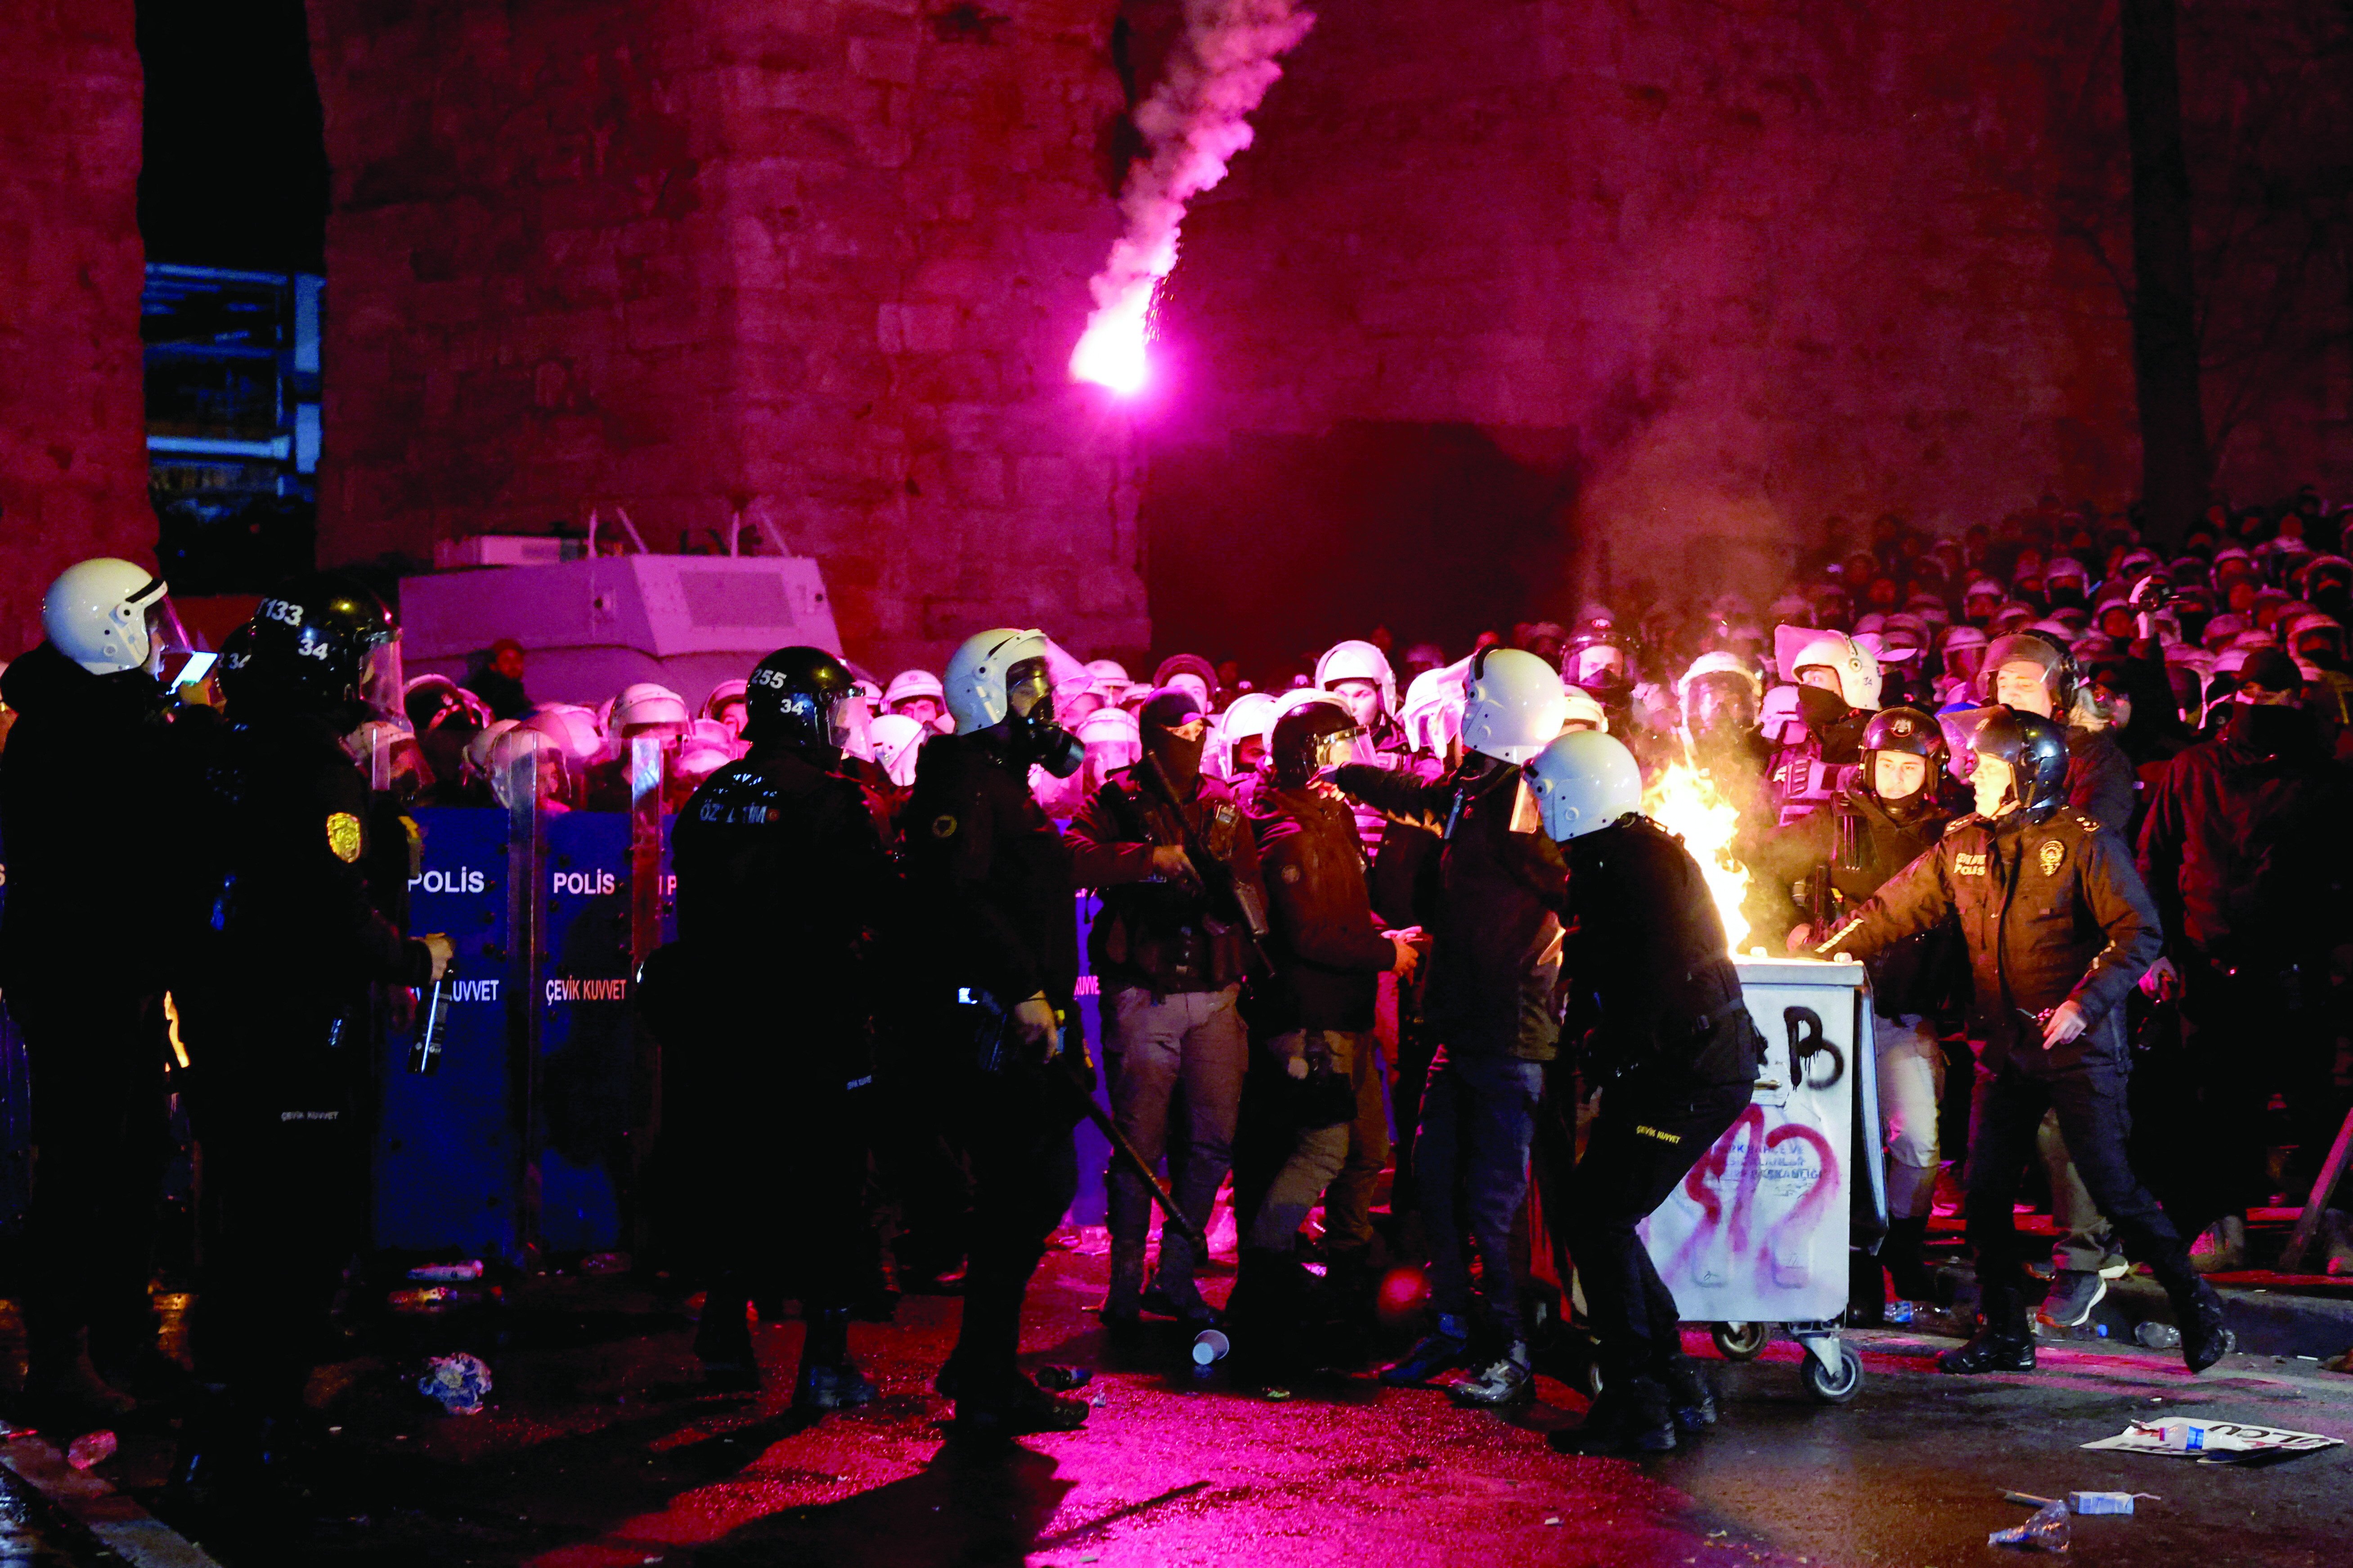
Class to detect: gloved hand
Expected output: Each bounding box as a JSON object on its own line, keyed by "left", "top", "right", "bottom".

{"left": 2138, "top": 955, "right": 2181, "bottom": 1001}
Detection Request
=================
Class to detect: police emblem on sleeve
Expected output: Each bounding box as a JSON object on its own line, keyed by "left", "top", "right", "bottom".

{"left": 930, "top": 813, "right": 958, "bottom": 839}
{"left": 2038, "top": 839, "right": 2065, "bottom": 877}
{"left": 326, "top": 811, "right": 364, "bottom": 864}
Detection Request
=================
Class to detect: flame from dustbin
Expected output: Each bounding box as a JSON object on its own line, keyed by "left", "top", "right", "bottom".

{"left": 1643, "top": 763, "right": 1751, "bottom": 953}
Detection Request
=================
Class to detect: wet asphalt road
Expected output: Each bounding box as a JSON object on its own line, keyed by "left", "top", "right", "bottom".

{"left": 6, "top": 1245, "right": 2351, "bottom": 1567}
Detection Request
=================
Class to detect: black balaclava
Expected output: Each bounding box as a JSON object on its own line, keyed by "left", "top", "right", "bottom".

{"left": 1139, "top": 685, "right": 1207, "bottom": 794}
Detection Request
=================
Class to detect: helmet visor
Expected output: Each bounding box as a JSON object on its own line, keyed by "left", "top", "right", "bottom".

{"left": 833, "top": 690, "right": 871, "bottom": 760}
{"left": 359, "top": 634, "right": 407, "bottom": 724}
{"left": 143, "top": 594, "right": 198, "bottom": 681}
{"left": 1684, "top": 672, "right": 1757, "bottom": 740}
{"left": 1315, "top": 722, "right": 1370, "bottom": 771}
{"left": 1005, "top": 657, "right": 1054, "bottom": 724}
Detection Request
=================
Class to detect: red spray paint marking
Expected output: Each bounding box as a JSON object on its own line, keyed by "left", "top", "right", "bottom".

{"left": 1661, "top": 1107, "right": 1840, "bottom": 1279}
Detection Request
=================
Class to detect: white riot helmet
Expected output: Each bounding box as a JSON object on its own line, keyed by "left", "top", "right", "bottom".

{"left": 1558, "top": 683, "right": 1609, "bottom": 733}
{"left": 1772, "top": 626, "right": 1882, "bottom": 710}
{"left": 944, "top": 627, "right": 1051, "bottom": 733}
{"left": 1525, "top": 730, "right": 1643, "bottom": 841}
{"left": 1460, "top": 647, "right": 1570, "bottom": 766}
{"left": 523, "top": 703, "right": 607, "bottom": 763}
{"left": 611, "top": 681, "right": 690, "bottom": 733}
{"left": 866, "top": 712, "right": 929, "bottom": 788}
{"left": 463, "top": 719, "right": 521, "bottom": 781}
{"left": 1084, "top": 658, "right": 1132, "bottom": 702}
{"left": 486, "top": 726, "right": 570, "bottom": 811}
{"left": 1208, "top": 690, "right": 1280, "bottom": 778}
{"left": 42, "top": 558, "right": 183, "bottom": 676}
{"left": 883, "top": 668, "right": 946, "bottom": 711}
{"left": 1400, "top": 661, "right": 1470, "bottom": 757}
{"left": 1315, "top": 639, "right": 1397, "bottom": 717}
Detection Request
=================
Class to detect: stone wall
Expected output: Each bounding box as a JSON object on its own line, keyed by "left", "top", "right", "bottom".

{"left": 307, "top": 0, "right": 1150, "bottom": 674}
{"left": 1139, "top": 0, "right": 2334, "bottom": 663}
{"left": 0, "top": 1, "right": 150, "bottom": 659}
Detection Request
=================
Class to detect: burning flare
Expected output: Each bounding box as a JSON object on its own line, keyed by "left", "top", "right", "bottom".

{"left": 1643, "top": 764, "right": 1752, "bottom": 954}
{"left": 1070, "top": 0, "right": 1316, "bottom": 392}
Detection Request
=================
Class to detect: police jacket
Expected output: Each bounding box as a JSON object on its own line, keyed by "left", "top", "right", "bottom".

{"left": 0, "top": 643, "right": 179, "bottom": 1000}
{"left": 1820, "top": 806, "right": 2160, "bottom": 1069}
{"left": 1065, "top": 766, "right": 1266, "bottom": 995}
{"left": 901, "top": 730, "right": 1078, "bottom": 1008}
{"left": 177, "top": 709, "right": 431, "bottom": 1055}
{"left": 1738, "top": 784, "right": 1966, "bottom": 1020}
{"left": 1564, "top": 815, "right": 1760, "bottom": 1087}
{"left": 2136, "top": 703, "right": 2353, "bottom": 966}
{"left": 2065, "top": 724, "right": 2136, "bottom": 834}
{"left": 1245, "top": 782, "right": 1394, "bottom": 1034}
{"left": 1331, "top": 755, "right": 1566, "bottom": 1061}
{"left": 673, "top": 740, "right": 895, "bottom": 1000}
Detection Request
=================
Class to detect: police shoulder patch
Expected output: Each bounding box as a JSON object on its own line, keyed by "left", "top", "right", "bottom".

{"left": 2038, "top": 838, "right": 2065, "bottom": 877}
{"left": 1942, "top": 815, "right": 1979, "bottom": 837}
{"left": 930, "top": 813, "right": 959, "bottom": 839}
{"left": 326, "top": 811, "right": 364, "bottom": 863}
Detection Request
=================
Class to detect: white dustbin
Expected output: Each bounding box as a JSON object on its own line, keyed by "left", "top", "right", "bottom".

{"left": 1635, "top": 954, "right": 1885, "bottom": 1402}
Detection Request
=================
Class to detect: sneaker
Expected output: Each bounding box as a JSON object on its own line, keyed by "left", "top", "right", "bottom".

{"left": 2039, "top": 1269, "right": 2107, "bottom": 1328}
{"left": 1661, "top": 1355, "right": 1716, "bottom": 1432}
{"left": 793, "top": 1357, "right": 878, "bottom": 1411}
{"left": 2191, "top": 1214, "right": 2249, "bottom": 1273}
{"left": 1549, "top": 1378, "right": 1675, "bottom": 1455}
{"left": 2323, "top": 1210, "right": 2353, "bottom": 1278}
{"left": 1937, "top": 1324, "right": 2036, "bottom": 1375}
{"left": 1447, "top": 1343, "right": 1533, "bottom": 1409}
{"left": 1379, "top": 1317, "right": 1470, "bottom": 1387}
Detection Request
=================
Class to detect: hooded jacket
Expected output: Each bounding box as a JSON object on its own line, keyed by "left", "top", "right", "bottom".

{"left": 1244, "top": 781, "right": 1395, "bottom": 1033}
{"left": 2136, "top": 703, "right": 2353, "bottom": 964}
{"left": 1330, "top": 756, "right": 1567, "bottom": 1061}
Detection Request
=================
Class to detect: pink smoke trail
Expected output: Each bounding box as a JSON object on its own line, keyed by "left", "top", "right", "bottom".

{"left": 1070, "top": 0, "right": 1316, "bottom": 393}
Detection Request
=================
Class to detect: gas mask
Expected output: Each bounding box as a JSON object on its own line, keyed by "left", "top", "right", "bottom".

{"left": 1003, "top": 657, "right": 1084, "bottom": 779}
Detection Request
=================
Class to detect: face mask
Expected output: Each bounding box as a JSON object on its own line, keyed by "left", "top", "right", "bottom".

{"left": 1142, "top": 722, "right": 1205, "bottom": 793}
{"left": 1795, "top": 683, "right": 1850, "bottom": 734}
{"left": 2227, "top": 699, "right": 2308, "bottom": 755}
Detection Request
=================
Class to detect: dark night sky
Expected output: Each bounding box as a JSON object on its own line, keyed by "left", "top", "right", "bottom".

{"left": 136, "top": 0, "right": 329, "bottom": 272}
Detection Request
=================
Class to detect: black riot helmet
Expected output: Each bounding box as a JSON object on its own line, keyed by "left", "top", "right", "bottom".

{"left": 1270, "top": 695, "right": 1362, "bottom": 789}
{"left": 744, "top": 645, "right": 858, "bottom": 758}
{"left": 1858, "top": 705, "right": 1946, "bottom": 820}
{"left": 1963, "top": 706, "right": 2071, "bottom": 824}
{"left": 240, "top": 572, "right": 400, "bottom": 723}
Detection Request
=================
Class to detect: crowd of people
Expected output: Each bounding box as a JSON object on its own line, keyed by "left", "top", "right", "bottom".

{"left": 2, "top": 483, "right": 2350, "bottom": 1498}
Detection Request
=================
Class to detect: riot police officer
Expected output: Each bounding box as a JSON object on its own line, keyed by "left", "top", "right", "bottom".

{"left": 1528, "top": 731, "right": 1765, "bottom": 1455}
{"left": 1, "top": 560, "right": 196, "bottom": 1425}
{"left": 666, "top": 646, "right": 894, "bottom": 1409}
{"left": 1816, "top": 709, "right": 2232, "bottom": 1375}
{"left": 903, "top": 628, "right": 1092, "bottom": 1437}
{"left": 171, "top": 573, "right": 451, "bottom": 1492}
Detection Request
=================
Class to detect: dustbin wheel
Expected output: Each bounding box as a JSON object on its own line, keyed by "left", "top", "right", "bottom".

{"left": 1799, "top": 1340, "right": 1863, "bottom": 1404}
{"left": 1712, "top": 1322, "right": 1770, "bottom": 1362}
